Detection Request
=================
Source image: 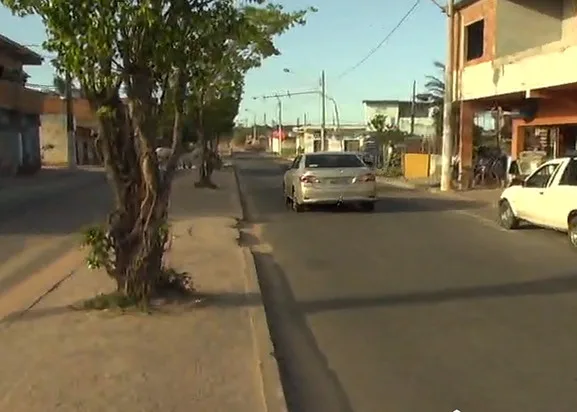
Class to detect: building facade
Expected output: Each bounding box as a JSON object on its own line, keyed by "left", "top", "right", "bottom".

{"left": 0, "top": 34, "right": 45, "bottom": 176}
{"left": 452, "top": 0, "right": 577, "bottom": 185}
{"left": 362, "top": 100, "right": 437, "bottom": 138}
{"left": 40, "top": 96, "right": 102, "bottom": 166}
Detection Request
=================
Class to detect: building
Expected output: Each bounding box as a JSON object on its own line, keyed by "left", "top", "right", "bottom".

{"left": 452, "top": 0, "right": 577, "bottom": 185}
{"left": 0, "top": 34, "right": 45, "bottom": 176}
{"left": 292, "top": 124, "right": 368, "bottom": 153}
{"left": 40, "top": 96, "right": 102, "bottom": 166}
{"left": 362, "top": 100, "right": 437, "bottom": 138}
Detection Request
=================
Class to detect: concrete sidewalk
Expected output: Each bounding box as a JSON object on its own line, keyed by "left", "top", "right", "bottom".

{"left": 0, "top": 168, "right": 283, "bottom": 412}
{"left": 377, "top": 176, "right": 502, "bottom": 206}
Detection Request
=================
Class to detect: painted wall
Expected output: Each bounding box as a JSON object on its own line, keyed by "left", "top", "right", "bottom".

{"left": 40, "top": 113, "right": 69, "bottom": 165}
{"left": 461, "top": 43, "right": 577, "bottom": 100}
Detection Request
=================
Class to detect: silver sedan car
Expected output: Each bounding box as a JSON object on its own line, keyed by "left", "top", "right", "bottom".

{"left": 283, "top": 151, "right": 378, "bottom": 212}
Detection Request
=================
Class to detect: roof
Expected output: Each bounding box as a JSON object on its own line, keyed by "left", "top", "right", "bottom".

{"left": 0, "top": 34, "right": 43, "bottom": 65}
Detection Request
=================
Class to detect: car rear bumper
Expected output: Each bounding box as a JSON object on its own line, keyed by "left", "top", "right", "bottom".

{"left": 300, "top": 184, "right": 377, "bottom": 204}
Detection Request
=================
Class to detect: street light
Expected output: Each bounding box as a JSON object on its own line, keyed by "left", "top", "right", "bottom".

{"left": 283, "top": 68, "right": 342, "bottom": 147}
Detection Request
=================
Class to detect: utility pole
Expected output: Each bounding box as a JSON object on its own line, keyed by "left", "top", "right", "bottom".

{"left": 304, "top": 113, "right": 307, "bottom": 126}
{"left": 263, "top": 113, "right": 267, "bottom": 126}
{"left": 252, "top": 113, "right": 257, "bottom": 143}
{"left": 277, "top": 96, "right": 283, "bottom": 154}
{"left": 440, "top": 0, "right": 455, "bottom": 191}
{"left": 410, "top": 80, "right": 416, "bottom": 137}
{"left": 65, "top": 70, "right": 76, "bottom": 169}
{"left": 320, "top": 70, "right": 326, "bottom": 151}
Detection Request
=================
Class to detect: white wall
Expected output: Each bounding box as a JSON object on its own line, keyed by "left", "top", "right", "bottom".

{"left": 461, "top": 43, "right": 577, "bottom": 100}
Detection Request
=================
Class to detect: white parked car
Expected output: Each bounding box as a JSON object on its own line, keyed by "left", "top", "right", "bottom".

{"left": 498, "top": 156, "right": 577, "bottom": 247}
{"left": 283, "top": 151, "right": 377, "bottom": 212}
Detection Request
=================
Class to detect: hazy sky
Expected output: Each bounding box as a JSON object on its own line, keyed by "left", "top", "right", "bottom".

{"left": 1, "top": 0, "right": 447, "bottom": 125}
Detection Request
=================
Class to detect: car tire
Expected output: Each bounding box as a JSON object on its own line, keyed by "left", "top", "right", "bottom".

{"left": 292, "top": 188, "right": 305, "bottom": 213}
{"left": 360, "top": 201, "right": 375, "bottom": 212}
{"left": 567, "top": 215, "right": 577, "bottom": 249}
{"left": 498, "top": 199, "right": 519, "bottom": 229}
{"left": 283, "top": 184, "right": 291, "bottom": 208}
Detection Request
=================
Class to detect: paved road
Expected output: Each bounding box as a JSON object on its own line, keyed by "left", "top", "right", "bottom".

{"left": 0, "top": 168, "right": 207, "bottom": 297}
{"left": 234, "top": 152, "right": 577, "bottom": 412}
{"left": 0, "top": 172, "right": 112, "bottom": 295}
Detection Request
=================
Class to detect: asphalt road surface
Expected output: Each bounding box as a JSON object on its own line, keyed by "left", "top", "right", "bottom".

{"left": 234, "top": 152, "right": 577, "bottom": 412}
{"left": 0, "top": 169, "right": 203, "bottom": 297}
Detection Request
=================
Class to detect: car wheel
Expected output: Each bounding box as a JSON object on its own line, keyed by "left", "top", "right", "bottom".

{"left": 283, "top": 184, "right": 291, "bottom": 208}
{"left": 498, "top": 199, "right": 519, "bottom": 229}
{"left": 292, "top": 188, "right": 304, "bottom": 213}
{"left": 568, "top": 215, "right": 577, "bottom": 249}
{"left": 360, "top": 201, "right": 375, "bottom": 212}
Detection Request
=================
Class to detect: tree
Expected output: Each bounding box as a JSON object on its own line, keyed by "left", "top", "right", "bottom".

{"left": 2, "top": 0, "right": 311, "bottom": 304}
{"left": 369, "top": 114, "right": 406, "bottom": 144}
{"left": 53, "top": 74, "right": 66, "bottom": 95}
{"left": 416, "top": 60, "right": 445, "bottom": 141}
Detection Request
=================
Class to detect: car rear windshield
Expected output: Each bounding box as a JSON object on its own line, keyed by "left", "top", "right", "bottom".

{"left": 304, "top": 154, "right": 365, "bottom": 168}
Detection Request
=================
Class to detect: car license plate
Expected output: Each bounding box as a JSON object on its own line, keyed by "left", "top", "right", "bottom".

{"left": 330, "top": 178, "right": 349, "bottom": 184}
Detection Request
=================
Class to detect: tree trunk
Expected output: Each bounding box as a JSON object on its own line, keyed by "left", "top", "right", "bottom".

{"left": 96, "top": 95, "right": 170, "bottom": 303}
{"left": 195, "top": 132, "right": 217, "bottom": 188}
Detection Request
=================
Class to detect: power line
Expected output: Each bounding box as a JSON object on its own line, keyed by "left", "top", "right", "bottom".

{"left": 336, "top": 0, "right": 421, "bottom": 80}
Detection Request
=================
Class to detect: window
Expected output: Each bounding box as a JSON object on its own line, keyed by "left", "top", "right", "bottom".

{"left": 465, "top": 20, "right": 484, "bottom": 61}
{"left": 304, "top": 154, "right": 365, "bottom": 168}
{"left": 525, "top": 163, "right": 561, "bottom": 188}
{"left": 290, "top": 155, "right": 301, "bottom": 169}
{"left": 560, "top": 159, "right": 577, "bottom": 186}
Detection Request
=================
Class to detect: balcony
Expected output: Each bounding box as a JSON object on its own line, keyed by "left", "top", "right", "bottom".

{"left": 0, "top": 79, "right": 45, "bottom": 114}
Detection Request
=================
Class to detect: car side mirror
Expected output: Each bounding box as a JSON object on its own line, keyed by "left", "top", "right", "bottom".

{"left": 509, "top": 176, "right": 525, "bottom": 186}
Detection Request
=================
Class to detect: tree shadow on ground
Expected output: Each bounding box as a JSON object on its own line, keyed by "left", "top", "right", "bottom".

{"left": 1, "top": 290, "right": 263, "bottom": 325}
{"left": 299, "top": 271, "right": 577, "bottom": 315}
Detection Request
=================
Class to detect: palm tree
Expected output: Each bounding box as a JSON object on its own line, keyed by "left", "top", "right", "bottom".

{"left": 417, "top": 61, "right": 445, "bottom": 140}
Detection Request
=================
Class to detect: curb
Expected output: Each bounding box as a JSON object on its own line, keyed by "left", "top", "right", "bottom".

{"left": 229, "top": 160, "right": 288, "bottom": 412}
{"left": 376, "top": 176, "right": 419, "bottom": 190}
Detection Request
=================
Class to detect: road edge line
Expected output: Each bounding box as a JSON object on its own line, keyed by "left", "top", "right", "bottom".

{"left": 230, "top": 158, "right": 288, "bottom": 412}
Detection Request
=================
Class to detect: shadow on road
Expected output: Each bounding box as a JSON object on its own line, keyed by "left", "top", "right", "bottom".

{"left": 300, "top": 272, "right": 577, "bottom": 315}
{"left": 253, "top": 250, "right": 355, "bottom": 412}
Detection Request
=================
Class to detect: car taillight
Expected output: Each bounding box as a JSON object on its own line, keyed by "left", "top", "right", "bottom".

{"left": 357, "top": 173, "right": 375, "bottom": 182}
{"left": 300, "top": 175, "right": 320, "bottom": 183}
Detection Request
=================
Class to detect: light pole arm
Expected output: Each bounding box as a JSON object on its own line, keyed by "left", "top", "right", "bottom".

{"left": 326, "top": 96, "right": 340, "bottom": 130}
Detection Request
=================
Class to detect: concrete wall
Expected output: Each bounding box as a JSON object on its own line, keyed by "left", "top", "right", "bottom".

{"left": 495, "top": 0, "right": 563, "bottom": 57}
{"left": 40, "top": 114, "right": 68, "bottom": 165}
{"left": 458, "top": 0, "right": 577, "bottom": 101}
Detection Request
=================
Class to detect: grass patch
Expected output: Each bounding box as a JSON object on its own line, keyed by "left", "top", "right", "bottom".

{"left": 79, "top": 292, "right": 138, "bottom": 310}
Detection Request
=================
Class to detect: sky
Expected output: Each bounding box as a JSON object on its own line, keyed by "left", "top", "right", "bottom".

{"left": 0, "top": 0, "right": 447, "bottom": 126}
